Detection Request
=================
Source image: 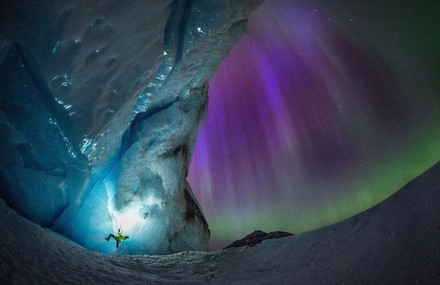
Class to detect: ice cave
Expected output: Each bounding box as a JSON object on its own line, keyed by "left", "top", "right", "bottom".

{"left": 1, "top": 0, "right": 439, "bottom": 284}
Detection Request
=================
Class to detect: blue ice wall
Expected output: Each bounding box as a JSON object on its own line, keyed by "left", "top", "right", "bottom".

{"left": 0, "top": 43, "right": 89, "bottom": 226}
{"left": 0, "top": 0, "right": 262, "bottom": 254}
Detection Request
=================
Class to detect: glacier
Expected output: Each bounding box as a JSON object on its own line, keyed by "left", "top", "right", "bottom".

{"left": 0, "top": 0, "right": 262, "bottom": 254}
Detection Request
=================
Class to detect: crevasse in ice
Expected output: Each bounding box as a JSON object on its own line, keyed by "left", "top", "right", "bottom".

{"left": 0, "top": 0, "right": 262, "bottom": 254}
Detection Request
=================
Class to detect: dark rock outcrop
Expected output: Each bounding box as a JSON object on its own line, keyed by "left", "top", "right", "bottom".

{"left": 225, "top": 230, "right": 293, "bottom": 249}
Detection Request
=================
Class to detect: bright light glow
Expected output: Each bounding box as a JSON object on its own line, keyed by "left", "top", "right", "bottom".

{"left": 103, "top": 177, "right": 153, "bottom": 236}
{"left": 145, "top": 195, "right": 162, "bottom": 207}
{"left": 112, "top": 202, "right": 152, "bottom": 237}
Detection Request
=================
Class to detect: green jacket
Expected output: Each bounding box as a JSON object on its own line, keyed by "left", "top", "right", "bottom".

{"left": 116, "top": 230, "right": 127, "bottom": 241}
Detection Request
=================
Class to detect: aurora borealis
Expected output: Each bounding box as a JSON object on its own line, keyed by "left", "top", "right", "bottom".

{"left": 188, "top": 0, "right": 440, "bottom": 248}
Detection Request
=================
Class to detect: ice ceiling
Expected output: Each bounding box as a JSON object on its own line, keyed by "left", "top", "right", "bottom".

{"left": 0, "top": 0, "right": 439, "bottom": 254}
{"left": 0, "top": 0, "right": 262, "bottom": 254}
{"left": 189, "top": 0, "right": 440, "bottom": 247}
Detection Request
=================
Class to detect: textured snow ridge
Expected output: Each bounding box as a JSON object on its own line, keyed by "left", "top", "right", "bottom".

{"left": 2, "top": 162, "right": 440, "bottom": 284}
{"left": 0, "top": 0, "right": 263, "bottom": 254}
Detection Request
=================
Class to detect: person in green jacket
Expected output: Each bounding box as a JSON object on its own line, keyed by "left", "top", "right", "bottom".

{"left": 105, "top": 229, "right": 129, "bottom": 248}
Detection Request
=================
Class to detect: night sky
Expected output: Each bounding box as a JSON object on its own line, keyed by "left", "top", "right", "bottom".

{"left": 188, "top": 0, "right": 440, "bottom": 248}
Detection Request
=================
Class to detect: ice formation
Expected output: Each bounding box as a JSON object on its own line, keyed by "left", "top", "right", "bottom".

{"left": 0, "top": 0, "right": 262, "bottom": 254}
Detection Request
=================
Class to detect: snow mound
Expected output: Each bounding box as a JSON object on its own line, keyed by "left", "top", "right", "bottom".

{"left": 2, "top": 162, "right": 440, "bottom": 284}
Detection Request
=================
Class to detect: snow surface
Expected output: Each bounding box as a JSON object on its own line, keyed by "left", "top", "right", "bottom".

{"left": 2, "top": 162, "right": 439, "bottom": 284}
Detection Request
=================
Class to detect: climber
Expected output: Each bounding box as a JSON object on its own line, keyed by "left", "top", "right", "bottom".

{"left": 105, "top": 229, "right": 129, "bottom": 248}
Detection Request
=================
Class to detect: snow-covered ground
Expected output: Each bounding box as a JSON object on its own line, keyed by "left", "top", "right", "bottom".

{"left": 2, "top": 162, "right": 439, "bottom": 284}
